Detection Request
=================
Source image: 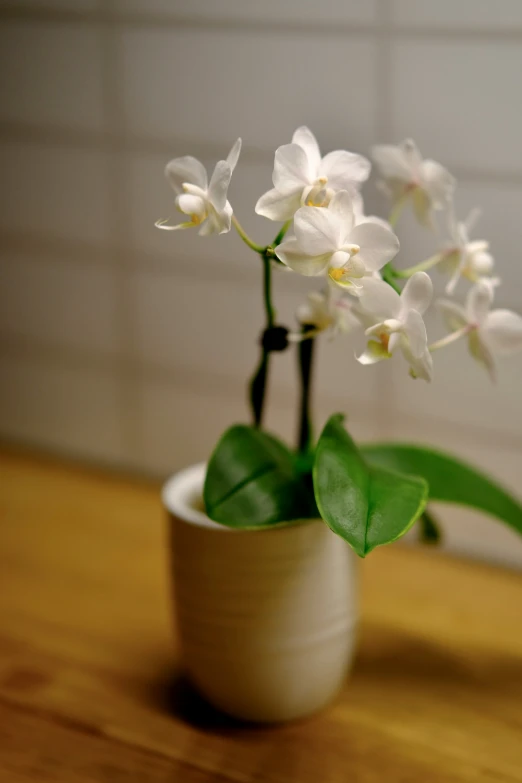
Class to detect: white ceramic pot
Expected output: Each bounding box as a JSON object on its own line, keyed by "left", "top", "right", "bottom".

{"left": 162, "top": 463, "right": 359, "bottom": 723}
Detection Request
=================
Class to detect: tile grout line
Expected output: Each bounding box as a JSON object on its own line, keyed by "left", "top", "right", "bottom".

{"left": 3, "top": 122, "right": 522, "bottom": 187}
{"left": 100, "top": 1, "right": 145, "bottom": 467}
{"left": 2, "top": 5, "right": 522, "bottom": 41}
{"left": 372, "top": 0, "right": 398, "bottom": 440}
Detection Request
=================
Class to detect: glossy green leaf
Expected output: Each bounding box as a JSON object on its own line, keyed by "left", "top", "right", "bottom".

{"left": 313, "top": 415, "right": 428, "bottom": 557}
{"left": 204, "top": 425, "right": 315, "bottom": 528}
{"left": 362, "top": 443, "right": 522, "bottom": 534}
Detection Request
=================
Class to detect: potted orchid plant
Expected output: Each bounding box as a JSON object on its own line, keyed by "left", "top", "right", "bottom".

{"left": 158, "top": 128, "right": 522, "bottom": 723}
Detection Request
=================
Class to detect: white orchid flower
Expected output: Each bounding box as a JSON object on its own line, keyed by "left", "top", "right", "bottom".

{"left": 350, "top": 188, "right": 392, "bottom": 230}
{"left": 437, "top": 279, "right": 522, "bottom": 381}
{"left": 357, "top": 272, "right": 434, "bottom": 381}
{"left": 441, "top": 209, "right": 495, "bottom": 294}
{"left": 297, "top": 290, "right": 362, "bottom": 336}
{"left": 275, "top": 191, "right": 400, "bottom": 296}
{"left": 255, "top": 126, "right": 371, "bottom": 221}
{"left": 156, "top": 139, "right": 241, "bottom": 235}
{"left": 372, "top": 139, "right": 455, "bottom": 228}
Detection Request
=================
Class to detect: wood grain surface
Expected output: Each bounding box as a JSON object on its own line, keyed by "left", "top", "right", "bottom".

{"left": 1, "top": 449, "right": 521, "bottom": 782}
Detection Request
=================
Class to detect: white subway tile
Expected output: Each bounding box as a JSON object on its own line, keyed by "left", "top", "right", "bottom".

{"left": 393, "top": 0, "right": 522, "bottom": 30}
{"left": 391, "top": 40, "right": 522, "bottom": 174}
{"left": 0, "top": 356, "right": 125, "bottom": 463}
{"left": 9, "top": 1, "right": 98, "bottom": 8}
{"left": 114, "top": 0, "right": 377, "bottom": 25}
{"left": 121, "top": 28, "right": 376, "bottom": 151}
{"left": 140, "top": 377, "right": 379, "bottom": 477}
{"left": 0, "top": 255, "right": 119, "bottom": 355}
{"left": 0, "top": 141, "right": 110, "bottom": 245}
{"left": 130, "top": 268, "right": 380, "bottom": 415}
{"left": 0, "top": 22, "right": 104, "bottom": 131}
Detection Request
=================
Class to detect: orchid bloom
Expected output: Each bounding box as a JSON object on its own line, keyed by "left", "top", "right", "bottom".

{"left": 437, "top": 280, "right": 522, "bottom": 381}
{"left": 156, "top": 139, "right": 241, "bottom": 235}
{"left": 255, "top": 126, "right": 371, "bottom": 221}
{"left": 372, "top": 139, "right": 455, "bottom": 227}
{"left": 297, "top": 290, "right": 362, "bottom": 336}
{"left": 441, "top": 209, "right": 495, "bottom": 294}
{"left": 275, "top": 191, "right": 400, "bottom": 295}
{"left": 350, "top": 188, "right": 392, "bottom": 230}
{"left": 357, "top": 272, "right": 434, "bottom": 381}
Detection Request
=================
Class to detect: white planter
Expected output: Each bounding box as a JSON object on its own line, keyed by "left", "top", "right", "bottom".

{"left": 162, "top": 463, "right": 359, "bottom": 723}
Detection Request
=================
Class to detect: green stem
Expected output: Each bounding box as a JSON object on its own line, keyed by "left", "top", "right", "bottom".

{"left": 388, "top": 192, "right": 410, "bottom": 228}
{"left": 249, "top": 252, "right": 276, "bottom": 427}
{"left": 381, "top": 263, "right": 401, "bottom": 294}
{"left": 394, "top": 250, "right": 455, "bottom": 279}
{"left": 232, "top": 215, "right": 266, "bottom": 254}
{"left": 273, "top": 219, "right": 292, "bottom": 247}
{"left": 297, "top": 325, "right": 315, "bottom": 454}
{"left": 429, "top": 324, "right": 473, "bottom": 353}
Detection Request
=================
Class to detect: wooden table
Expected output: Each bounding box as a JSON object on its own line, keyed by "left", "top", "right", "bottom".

{"left": 1, "top": 449, "right": 522, "bottom": 782}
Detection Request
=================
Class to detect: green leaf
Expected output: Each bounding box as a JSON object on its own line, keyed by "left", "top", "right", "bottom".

{"left": 362, "top": 443, "right": 522, "bottom": 535}
{"left": 313, "top": 415, "right": 428, "bottom": 557}
{"left": 204, "top": 425, "right": 315, "bottom": 528}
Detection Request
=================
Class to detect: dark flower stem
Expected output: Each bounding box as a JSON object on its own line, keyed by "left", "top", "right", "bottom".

{"left": 297, "top": 325, "right": 316, "bottom": 454}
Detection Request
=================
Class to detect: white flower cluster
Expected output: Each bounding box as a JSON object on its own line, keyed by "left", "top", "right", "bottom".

{"left": 157, "top": 129, "right": 522, "bottom": 382}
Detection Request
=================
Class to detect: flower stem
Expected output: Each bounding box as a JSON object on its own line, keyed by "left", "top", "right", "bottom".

{"left": 395, "top": 250, "right": 456, "bottom": 279}
{"left": 273, "top": 219, "right": 292, "bottom": 247}
{"left": 297, "top": 325, "right": 315, "bottom": 454}
{"left": 388, "top": 192, "right": 410, "bottom": 228}
{"left": 249, "top": 252, "right": 276, "bottom": 427}
{"left": 232, "top": 215, "right": 266, "bottom": 254}
{"left": 429, "top": 324, "right": 473, "bottom": 353}
{"left": 381, "top": 263, "right": 402, "bottom": 294}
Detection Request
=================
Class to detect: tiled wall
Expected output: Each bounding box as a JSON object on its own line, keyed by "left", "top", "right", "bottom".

{"left": 1, "top": 1, "right": 521, "bottom": 566}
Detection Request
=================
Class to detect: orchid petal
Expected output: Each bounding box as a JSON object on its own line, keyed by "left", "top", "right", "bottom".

{"left": 420, "top": 159, "right": 456, "bottom": 208}
{"left": 328, "top": 190, "right": 355, "bottom": 236}
{"left": 464, "top": 207, "right": 482, "bottom": 235}
{"left": 177, "top": 193, "right": 206, "bottom": 218}
{"left": 208, "top": 160, "right": 232, "bottom": 212}
{"left": 466, "top": 280, "right": 493, "bottom": 325}
{"left": 273, "top": 143, "right": 311, "bottom": 193}
{"left": 154, "top": 218, "right": 193, "bottom": 231}
{"left": 356, "top": 341, "right": 390, "bottom": 365}
{"left": 469, "top": 331, "right": 496, "bottom": 381}
{"left": 483, "top": 309, "right": 522, "bottom": 355}
{"left": 403, "top": 309, "right": 428, "bottom": 358}
{"left": 437, "top": 299, "right": 468, "bottom": 332}
{"left": 165, "top": 156, "right": 208, "bottom": 193}
{"left": 358, "top": 276, "right": 401, "bottom": 319}
{"left": 226, "top": 138, "right": 242, "bottom": 173}
{"left": 293, "top": 206, "right": 342, "bottom": 254}
{"left": 401, "top": 139, "right": 423, "bottom": 178}
{"left": 255, "top": 188, "right": 302, "bottom": 221}
{"left": 292, "top": 126, "right": 321, "bottom": 174}
{"left": 347, "top": 222, "right": 400, "bottom": 271}
{"left": 401, "top": 271, "right": 433, "bottom": 315}
{"left": 412, "top": 187, "right": 433, "bottom": 228}
{"left": 403, "top": 344, "right": 433, "bottom": 382}
{"left": 371, "top": 144, "right": 412, "bottom": 181}
{"left": 275, "top": 236, "right": 330, "bottom": 276}
{"left": 320, "top": 150, "right": 371, "bottom": 187}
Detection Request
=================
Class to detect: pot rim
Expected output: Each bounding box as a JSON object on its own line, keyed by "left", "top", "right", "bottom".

{"left": 162, "top": 463, "right": 321, "bottom": 534}
{"left": 162, "top": 462, "right": 225, "bottom": 530}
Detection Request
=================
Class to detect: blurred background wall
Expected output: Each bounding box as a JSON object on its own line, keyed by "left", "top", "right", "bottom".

{"left": 0, "top": 0, "right": 521, "bottom": 565}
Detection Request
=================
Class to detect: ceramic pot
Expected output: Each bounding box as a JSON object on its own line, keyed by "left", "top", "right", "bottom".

{"left": 162, "top": 463, "right": 359, "bottom": 723}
